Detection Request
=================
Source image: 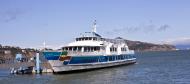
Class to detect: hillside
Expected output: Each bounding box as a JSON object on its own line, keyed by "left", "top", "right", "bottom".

{"left": 0, "top": 44, "right": 38, "bottom": 60}
{"left": 116, "top": 37, "right": 176, "bottom": 51}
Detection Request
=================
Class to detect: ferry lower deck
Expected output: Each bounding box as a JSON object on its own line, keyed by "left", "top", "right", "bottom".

{"left": 49, "top": 58, "right": 136, "bottom": 72}
{"left": 43, "top": 52, "right": 136, "bottom": 72}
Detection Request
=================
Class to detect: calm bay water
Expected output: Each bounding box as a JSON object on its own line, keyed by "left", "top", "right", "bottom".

{"left": 0, "top": 50, "right": 190, "bottom": 84}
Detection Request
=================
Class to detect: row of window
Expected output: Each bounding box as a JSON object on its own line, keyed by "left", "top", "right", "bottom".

{"left": 84, "top": 47, "right": 100, "bottom": 52}
{"left": 110, "top": 47, "right": 127, "bottom": 52}
{"left": 110, "top": 47, "right": 117, "bottom": 52}
{"left": 76, "top": 37, "right": 98, "bottom": 41}
{"left": 76, "top": 37, "right": 107, "bottom": 41}
{"left": 68, "top": 55, "right": 136, "bottom": 64}
{"left": 63, "top": 47, "right": 82, "bottom": 51}
{"left": 63, "top": 47, "right": 128, "bottom": 52}
{"left": 62, "top": 46, "right": 100, "bottom": 52}
{"left": 121, "top": 48, "right": 127, "bottom": 51}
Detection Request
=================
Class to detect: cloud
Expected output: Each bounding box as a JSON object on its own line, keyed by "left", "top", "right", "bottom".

{"left": 105, "top": 21, "right": 171, "bottom": 35}
{"left": 0, "top": 9, "right": 25, "bottom": 23}
{"left": 157, "top": 24, "right": 170, "bottom": 31}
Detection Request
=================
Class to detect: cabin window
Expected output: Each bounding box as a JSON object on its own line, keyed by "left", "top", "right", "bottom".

{"left": 94, "top": 47, "right": 100, "bottom": 51}
{"left": 68, "top": 47, "right": 72, "bottom": 51}
{"left": 83, "top": 46, "right": 100, "bottom": 52}
{"left": 93, "top": 37, "right": 97, "bottom": 41}
{"left": 65, "top": 47, "right": 68, "bottom": 50}
{"left": 97, "top": 47, "right": 100, "bottom": 51}
{"left": 85, "top": 37, "right": 88, "bottom": 40}
{"left": 87, "top": 47, "right": 90, "bottom": 52}
{"left": 90, "top": 47, "right": 93, "bottom": 52}
{"left": 121, "top": 55, "right": 124, "bottom": 60}
{"left": 94, "top": 47, "right": 97, "bottom": 51}
{"left": 121, "top": 48, "right": 127, "bottom": 51}
{"left": 62, "top": 47, "right": 65, "bottom": 51}
{"left": 73, "top": 47, "right": 77, "bottom": 51}
{"left": 76, "top": 38, "right": 79, "bottom": 41}
{"left": 110, "top": 48, "right": 113, "bottom": 52}
{"left": 84, "top": 47, "right": 90, "bottom": 52}
{"left": 84, "top": 47, "right": 88, "bottom": 52}
{"left": 110, "top": 47, "right": 117, "bottom": 52}
{"left": 78, "top": 47, "right": 82, "bottom": 51}
{"left": 89, "top": 37, "right": 92, "bottom": 40}
{"left": 100, "top": 38, "right": 105, "bottom": 41}
{"left": 63, "top": 46, "right": 83, "bottom": 51}
{"left": 115, "top": 48, "right": 117, "bottom": 51}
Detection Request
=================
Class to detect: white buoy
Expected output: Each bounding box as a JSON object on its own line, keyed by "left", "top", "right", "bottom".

{"left": 36, "top": 53, "right": 40, "bottom": 74}
{"left": 14, "top": 70, "right": 17, "bottom": 74}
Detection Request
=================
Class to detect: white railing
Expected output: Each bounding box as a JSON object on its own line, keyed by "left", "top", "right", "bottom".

{"left": 67, "top": 51, "right": 105, "bottom": 56}
{"left": 66, "top": 50, "right": 134, "bottom": 56}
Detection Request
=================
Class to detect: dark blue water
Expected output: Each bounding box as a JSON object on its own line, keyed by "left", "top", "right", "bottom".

{"left": 0, "top": 50, "right": 190, "bottom": 84}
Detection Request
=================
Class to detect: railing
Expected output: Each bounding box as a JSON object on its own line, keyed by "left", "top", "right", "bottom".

{"left": 66, "top": 50, "right": 135, "bottom": 56}
{"left": 67, "top": 51, "right": 105, "bottom": 56}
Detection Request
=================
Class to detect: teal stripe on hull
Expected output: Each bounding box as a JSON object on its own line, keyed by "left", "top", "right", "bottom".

{"left": 43, "top": 52, "right": 61, "bottom": 60}
{"left": 68, "top": 55, "right": 135, "bottom": 64}
{"left": 43, "top": 52, "right": 136, "bottom": 65}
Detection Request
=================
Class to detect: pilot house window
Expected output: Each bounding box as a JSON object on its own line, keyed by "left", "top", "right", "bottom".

{"left": 84, "top": 47, "right": 100, "bottom": 52}
{"left": 110, "top": 47, "right": 117, "bottom": 52}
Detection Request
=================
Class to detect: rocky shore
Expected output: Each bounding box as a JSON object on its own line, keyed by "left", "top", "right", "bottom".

{"left": 126, "top": 40, "right": 176, "bottom": 51}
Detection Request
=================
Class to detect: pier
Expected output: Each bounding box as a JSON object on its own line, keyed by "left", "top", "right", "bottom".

{"left": 9, "top": 53, "right": 53, "bottom": 74}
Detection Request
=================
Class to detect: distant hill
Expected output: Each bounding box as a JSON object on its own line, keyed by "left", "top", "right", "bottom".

{"left": 115, "top": 37, "right": 176, "bottom": 51}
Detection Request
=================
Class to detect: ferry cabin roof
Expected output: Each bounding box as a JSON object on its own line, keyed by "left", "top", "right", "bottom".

{"left": 68, "top": 37, "right": 104, "bottom": 47}
{"left": 68, "top": 40, "right": 103, "bottom": 47}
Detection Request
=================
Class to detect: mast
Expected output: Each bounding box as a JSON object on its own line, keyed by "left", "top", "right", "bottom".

{"left": 92, "top": 20, "right": 97, "bottom": 33}
{"left": 43, "top": 41, "right": 46, "bottom": 50}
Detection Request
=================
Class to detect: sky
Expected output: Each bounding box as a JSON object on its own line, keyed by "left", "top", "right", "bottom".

{"left": 0, "top": 0, "right": 190, "bottom": 49}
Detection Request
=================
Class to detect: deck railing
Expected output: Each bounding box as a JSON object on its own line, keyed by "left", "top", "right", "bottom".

{"left": 67, "top": 50, "right": 135, "bottom": 56}
{"left": 67, "top": 51, "right": 105, "bottom": 56}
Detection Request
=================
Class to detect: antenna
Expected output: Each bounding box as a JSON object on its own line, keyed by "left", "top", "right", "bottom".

{"left": 43, "top": 41, "right": 46, "bottom": 50}
{"left": 92, "top": 20, "right": 97, "bottom": 33}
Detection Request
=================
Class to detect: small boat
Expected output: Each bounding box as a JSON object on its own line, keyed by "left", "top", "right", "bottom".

{"left": 10, "top": 66, "right": 33, "bottom": 74}
{"left": 43, "top": 21, "right": 136, "bottom": 73}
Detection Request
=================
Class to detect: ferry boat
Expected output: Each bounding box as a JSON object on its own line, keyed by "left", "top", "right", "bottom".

{"left": 43, "top": 21, "right": 136, "bottom": 73}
